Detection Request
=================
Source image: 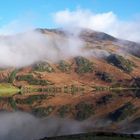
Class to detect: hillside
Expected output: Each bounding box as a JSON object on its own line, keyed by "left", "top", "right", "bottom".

{"left": 0, "top": 28, "right": 140, "bottom": 136}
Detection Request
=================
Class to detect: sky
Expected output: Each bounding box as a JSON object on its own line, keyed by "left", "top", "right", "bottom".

{"left": 0, "top": 0, "right": 140, "bottom": 41}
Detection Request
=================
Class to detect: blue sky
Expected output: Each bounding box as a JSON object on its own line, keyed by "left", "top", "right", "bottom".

{"left": 0, "top": 0, "right": 140, "bottom": 28}
{"left": 0, "top": 0, "right": 140, "bottom": 42}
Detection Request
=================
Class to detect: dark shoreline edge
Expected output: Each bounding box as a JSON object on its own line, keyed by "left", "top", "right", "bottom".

{"left": 38, "top": 132, "right": 140, "bottom": 140}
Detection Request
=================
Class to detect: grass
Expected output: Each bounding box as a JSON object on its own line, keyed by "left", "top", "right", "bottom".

{"left": 58, "top": 104, "right": 71, "bottom": 117}
{"left": 16, "top": 94, "right": 49, "bottom": 105}
{"left": 16, "top": 74, "right": 52, "bottom": 85}
{"left": 0, "top": 83, "right": 20, "bottom": 96}
{"left": 33, "top": 62, "right": 54, "bottom": 72}
{"left": 75, "top": 102, "right": 94, "bottom": 121}
{"left": 57, "top": 60, "right": 71, "bottom": 73}
{"left": 96, "top": 94, "right": 113, "bottom": 105}
{"left": 108, "top": 102, "right": 137, "bottom": 122}
{"left": 8, "top": 69, "right": 19, "bottom": 83}
{"left": 75, "top": 56, "right": 94, "bottom": 74}
{"left": 96, "top": 71, "right": 114, "bottom": 83}
{"left": 8, "top": 97, "right": 17, "bottom": 110}
{"left": 32, "top": 106, "right": 55, "bottom": 117}
{"left": 94, "top": 86, "right": 140, "bottom": 91}
{"left": 107, "top": 54, "right": 134, "bottom": 73}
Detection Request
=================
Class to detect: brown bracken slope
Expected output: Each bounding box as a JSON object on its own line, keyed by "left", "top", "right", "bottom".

{"left": 0, "top": 28, "right": 140, "bottom": 133}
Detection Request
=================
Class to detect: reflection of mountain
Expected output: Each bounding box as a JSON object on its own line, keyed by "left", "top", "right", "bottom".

{"left": 0, "top": 28, "right": 140, "bottom": 138}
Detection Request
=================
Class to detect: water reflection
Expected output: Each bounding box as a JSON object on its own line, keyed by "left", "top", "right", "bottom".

{"left": 0, "top": 89, "right": 140, "bottom": 139}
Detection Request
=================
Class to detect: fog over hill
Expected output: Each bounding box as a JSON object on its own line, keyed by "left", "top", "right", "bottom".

{"left": 0, "top": 28, "right": 140, "bottom": 68}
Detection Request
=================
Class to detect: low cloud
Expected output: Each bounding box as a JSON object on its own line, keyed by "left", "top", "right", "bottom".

{"left": 0, "top": 111, "right": 111, "bottom": 140}
{"left": 3, "top": 111, "right": 137, "bottom": 140}
{"left": 53, "top": 9, "right": 140, "bottom": 42}
{"left": 0, "top": 8, "right": 139, "bottom": 68}
{"left": 0, "top": 30, "right": 85, "bottom": 68}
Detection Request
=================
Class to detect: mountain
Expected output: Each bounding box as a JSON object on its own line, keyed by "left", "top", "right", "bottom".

{"left": 0, "top": 28, "right": 140, "bottom": 136}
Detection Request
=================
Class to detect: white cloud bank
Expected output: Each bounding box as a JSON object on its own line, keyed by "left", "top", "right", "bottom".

{"left": 0, "top": 30, "right": 85, "bottom": 68}
{"left": 53, "top": 9, "right": 140, "bottom": 42}
{"left": 0, "top": 9, "right": 139, "bottom": 68}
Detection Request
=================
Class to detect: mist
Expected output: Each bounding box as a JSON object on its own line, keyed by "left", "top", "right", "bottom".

{"left": 0, "top": 8, "right": 139, "bottom": 68}
{"left": 0, "top": 29, "right": 85, "bottom": 68}
{"left": 0, "top": 111, "right": 138, "bottom": 140}
{"left": 0, "top": 111, "right": 112, "bottom": 140}
{"left": 0, "top": 27, "right": 111, "bottom": 68}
